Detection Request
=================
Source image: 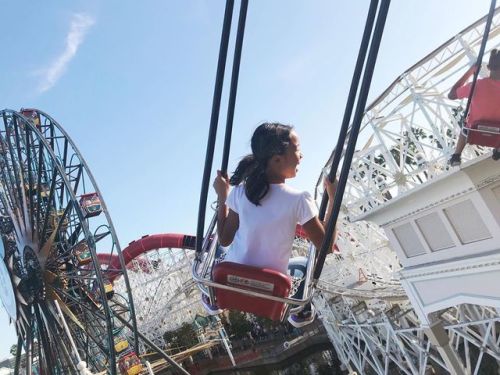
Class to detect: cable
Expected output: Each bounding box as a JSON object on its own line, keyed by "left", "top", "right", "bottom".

{"left": 314, "top": 0, "right": 391, "bottom": 282}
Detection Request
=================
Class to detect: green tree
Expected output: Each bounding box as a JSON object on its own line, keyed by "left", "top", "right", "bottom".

{"left": 226, "top": 310, "right": 252, "bottom": 339}
{"left": 164, "top": 322, "right": 198, "bottom": 353}
{"left": 176, "top": 322, "right": 198, "bottom": 349}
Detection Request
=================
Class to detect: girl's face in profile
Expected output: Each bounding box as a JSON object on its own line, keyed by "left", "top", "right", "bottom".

{"left": 279, "top": 131, "right": 303, "bottom": 179}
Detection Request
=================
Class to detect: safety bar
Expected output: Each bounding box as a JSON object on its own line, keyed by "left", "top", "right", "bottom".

{"left": 468, "top": 127, "right": 500, "bottom": 135}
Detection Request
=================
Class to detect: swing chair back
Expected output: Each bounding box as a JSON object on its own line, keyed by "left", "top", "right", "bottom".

{"left": 192, "top": 227, "right": 316, "bottom": 321}
{"left": 212, "top": 262, "right": 292, "bottom": 321}
{"left": 467, "top": 119, "right": 500, "bottom": 148}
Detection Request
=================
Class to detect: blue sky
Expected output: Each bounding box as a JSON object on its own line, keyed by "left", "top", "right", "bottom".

{"left": 0, "top": 0, "right": 492, "bottom": 361}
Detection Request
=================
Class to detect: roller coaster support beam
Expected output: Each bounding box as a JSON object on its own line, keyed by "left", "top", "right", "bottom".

{"left": 113, "top": 311, "right": 190, "bottom": 375}
{"left": 13, "top": 335, "right": 22, "bottom": 375}
{"left": 425, "top": 319, "right": 467, "bottom": 375}
{"left": 145, "top": 361, "right": 154, "bottom": 375}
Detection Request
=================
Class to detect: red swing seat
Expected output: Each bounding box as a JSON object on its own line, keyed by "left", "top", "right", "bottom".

{"left": 212, "top": 261, "right": 292, "bottom": 321}
{"left": 467, "top": 119, "right": 500, "bottom": 148}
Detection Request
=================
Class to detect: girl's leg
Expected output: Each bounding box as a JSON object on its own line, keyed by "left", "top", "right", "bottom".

{"left": 449, "top": 133, "right": 467, "bottom": 166}
{"left": 453, "top": 133, "right": 467, "bottom": 155}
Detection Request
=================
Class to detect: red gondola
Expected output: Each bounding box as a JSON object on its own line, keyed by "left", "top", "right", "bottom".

{"left": 73, "top": 241, "right": 92, "bottom": 266}
{"left": 20, "top": 108, "right": 42, "bottom": 129}
{"left": 118, "top": 351, "right": 143, "bottom": 375}
{"left": 79, "top": 193, "right": 102, "bottom": 218}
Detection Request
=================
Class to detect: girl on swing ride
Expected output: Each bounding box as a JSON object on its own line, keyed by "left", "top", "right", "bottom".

{"left": 203, "top": 122, "right": 337, "bottom": 327}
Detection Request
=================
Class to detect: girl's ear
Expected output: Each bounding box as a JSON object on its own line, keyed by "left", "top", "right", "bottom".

{"left": 269, "top": 154, "right": 281, "bottom": 165}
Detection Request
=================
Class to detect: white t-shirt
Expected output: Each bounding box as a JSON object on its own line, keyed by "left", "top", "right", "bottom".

{"left": 224, "top": 183, "right": 318, "bottom": 274}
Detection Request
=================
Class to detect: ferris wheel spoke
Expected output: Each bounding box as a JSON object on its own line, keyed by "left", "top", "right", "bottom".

{"left": 61, "top": 137, "right": 69, "bottom": 171}
{"left": 58, "top": 146, "right": 79, "bottom": 208}
{"left": 0, "top": 142, "right": 21, "bottom": 223}
{"left": 67, "top": 223, "right": 82, "bottom": 247}
{"left": 75, "top": 318, "right": 110, "bottom": 356}
{"left": 34, "top": 304, "right": 58, "bottom": 372}
{"left": 25, "top": 129, "right": 37, "bottom": 237}
{"left": 52, "top": 294, "right": 112, "bottom": 362}
{"left": 11, "top": 118, "right": 31, "bottom": 234}
{"left": 94, "top": 230, "right": 110, "bottom": 243}
{"left": 0, "top": 163, "right": 18, "bottom": 223}
{"left": 2, "top": 115, "right": 23, "bottom": 209}
{"left": 70, "top": 164, "right": 83, "bottom": 196}
{"left": 25, "top": 318, "right": 34, "bottom": 375}
{"left": 40, "top": 303, "right": 79, "bottom": 375}
{"left": 39, "top": 167, "right": 59, "bottom": 244}
{"left": 51, "top": 200, "right": 73, "bottom": 245}
{"left": 52, "top": 285, "right": 107, "bottom": 322}
{"left": 34, "top": 138, "right": 45, "bottom": 240}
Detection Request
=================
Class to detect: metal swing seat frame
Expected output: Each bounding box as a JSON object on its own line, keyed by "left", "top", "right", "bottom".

{"left": 192, "top": 216, "right": 317, "bottom": 321}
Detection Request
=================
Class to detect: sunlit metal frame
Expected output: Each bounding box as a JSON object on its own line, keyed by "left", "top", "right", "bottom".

{"left": 314, "top": 7, "right": 500, "bottom": 375}
{"left": 191, "top": 214, "right": 317, "bottom": 315}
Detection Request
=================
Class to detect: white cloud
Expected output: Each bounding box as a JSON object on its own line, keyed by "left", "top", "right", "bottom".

{"left": 38, "top": 13, "right": 95, "bottom": 93}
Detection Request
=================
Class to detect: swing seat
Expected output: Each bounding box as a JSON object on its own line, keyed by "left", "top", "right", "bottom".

{"left": 212, "top": 262, "right": 292, "bottom": 321}
{"left": 467, "top": 120, "right": 500, "bottom": 148}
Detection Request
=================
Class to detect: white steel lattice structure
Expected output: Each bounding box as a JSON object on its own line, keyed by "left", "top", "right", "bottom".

{"left": 314, "top": 8, "right": 500, "bottom": 375}
{"left": 113, "top": 238, "right": 205, "bottom": 350}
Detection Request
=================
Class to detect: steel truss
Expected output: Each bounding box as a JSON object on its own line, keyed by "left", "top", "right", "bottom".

{"left": 319, "top": 8, "right": 500, "bottom": 221}
{"left": 114, "top": 246, "right": 205, "bottom": 351}
{"left": 315, "top": 294, "right": 500, "bottom": 375}
{"left": 314, "top": 8, "right": 500, "bottom": 375}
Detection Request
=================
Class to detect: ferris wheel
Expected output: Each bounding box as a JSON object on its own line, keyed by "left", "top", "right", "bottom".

{"left": 0, "top": 109, "right": 175, "bottom": 375}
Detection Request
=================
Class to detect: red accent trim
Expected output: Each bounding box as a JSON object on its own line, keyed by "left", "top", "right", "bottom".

{"left": 295, "top": 224, "right": 307, "bottom": 239}
{"left": 97, "top": 233, "right": 196, "bottom": 281}
{"left": 79, "top": 192, "right": 98, "bottom": 199}
{"left": 295, "top": 224, "right": 340, "bottom": 253}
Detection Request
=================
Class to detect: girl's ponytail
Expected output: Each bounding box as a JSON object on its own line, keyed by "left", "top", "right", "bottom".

{"left": 230, "top": 154, "right": 257, "bottom": 185}
{"left": 244, "top": 159, "right": 269, "bottom": 205}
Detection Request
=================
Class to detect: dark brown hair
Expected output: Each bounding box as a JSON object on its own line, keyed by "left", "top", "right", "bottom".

{"left": 230, "top": 122, "right": 293, "bottom": 205}
{"left": 488, "top": 49, "right": 500, "bottom": 70}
